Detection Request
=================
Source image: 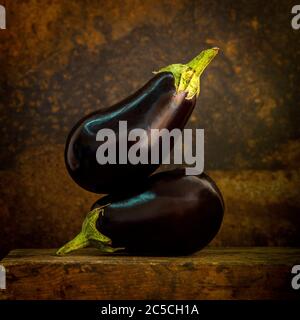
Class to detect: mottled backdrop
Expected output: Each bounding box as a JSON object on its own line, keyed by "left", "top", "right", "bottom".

{"left": 0, "top": 0, "right": 300, "bottom": 259}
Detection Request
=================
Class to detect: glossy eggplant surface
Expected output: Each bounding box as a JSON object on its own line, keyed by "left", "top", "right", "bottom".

{"left": 57, "top": 169, "right": 224, "bottom": 256}
{"left": 65, "top": 48, "right": 219, "bottom": 193}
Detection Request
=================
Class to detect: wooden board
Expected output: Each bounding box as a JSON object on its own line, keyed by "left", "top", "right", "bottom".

{"left": 0, "top": 248, "right": 299, "bottom": 300}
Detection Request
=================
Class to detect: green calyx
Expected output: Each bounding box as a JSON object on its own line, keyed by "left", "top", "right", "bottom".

{"left": 154, "top": 47, "right": 219, "bottom": 100}
{"left": 56, "top": 206, "right": 123, "bottom": 255}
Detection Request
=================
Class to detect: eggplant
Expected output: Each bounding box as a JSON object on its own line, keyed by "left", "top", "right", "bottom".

{"left": 65, "top": 48, "right": 219, "bottom": 194}
{"left": 56, "top": 169, "right": 224, "bottom": 256}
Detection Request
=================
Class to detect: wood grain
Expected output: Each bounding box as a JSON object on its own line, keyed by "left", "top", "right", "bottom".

{"left": 0, "top": 248, "right": 299, "bottom": 300}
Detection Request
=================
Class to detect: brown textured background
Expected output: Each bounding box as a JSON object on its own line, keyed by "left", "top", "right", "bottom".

{"left": 0, "top": 0, "right": 300, "bottom": 259}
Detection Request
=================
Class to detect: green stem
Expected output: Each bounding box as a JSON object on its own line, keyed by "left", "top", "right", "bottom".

{"left": 56, "top": 206, "right": 123, "bottom": 256}
{"left": 154, "top": 47, "right": 219, "bottom": 99}
{"left": 56, "top": 232, "right": 90, "bottom": 255}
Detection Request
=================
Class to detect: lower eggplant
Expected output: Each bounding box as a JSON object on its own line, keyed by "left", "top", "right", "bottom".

{"left": 57, "top": 169, "right": 224, "bottom": 256}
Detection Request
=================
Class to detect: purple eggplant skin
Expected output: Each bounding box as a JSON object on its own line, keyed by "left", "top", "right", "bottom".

{"left": 65, "top": 72, "right": 195, "bottom": 194}
{"left": 91, "top": 169, "right": 224, "bottom": 256}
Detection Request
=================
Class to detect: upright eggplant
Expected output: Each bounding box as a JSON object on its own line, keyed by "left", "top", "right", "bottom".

{"left": 65, "top": 48, "right": 219, "bottom": 194}
{"left": 57, "top": 169, "right": 224, "bottom": 256}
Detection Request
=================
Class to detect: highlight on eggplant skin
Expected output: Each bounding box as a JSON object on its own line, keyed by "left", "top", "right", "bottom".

{"left": 64, "top": 48, "right": 219, "bottom": 194}
{"left": 56, "top": 169, "right": 224, "bottom": 256}
{"left": 65, "top": 72, "right": 192, "bottom": 194}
